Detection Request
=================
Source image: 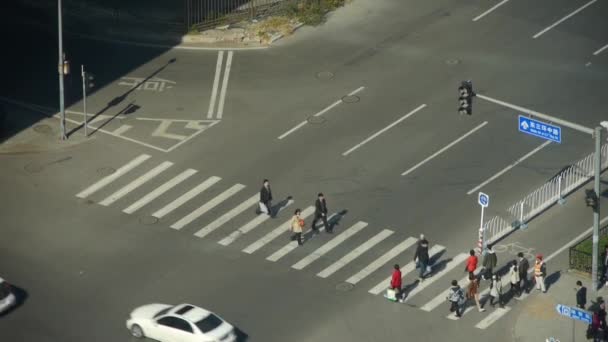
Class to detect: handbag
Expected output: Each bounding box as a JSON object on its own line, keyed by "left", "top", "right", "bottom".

{"left": 259, "top": 202, "right": 269, "bottom": 214}
{"left": 385, "top": 288, "right": 397, "bottom": 302}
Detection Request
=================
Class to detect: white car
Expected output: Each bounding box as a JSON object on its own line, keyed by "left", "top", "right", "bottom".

{"left": 126, "top": 303, "right": 236, "bottom": 342}
{"left": 0, "top": 277, "right": 16, "bottom": 314}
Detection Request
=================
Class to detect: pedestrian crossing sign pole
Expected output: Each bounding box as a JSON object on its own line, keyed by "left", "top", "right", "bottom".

{"left": 477, "top": 192, "right": 489, "bottom": 253}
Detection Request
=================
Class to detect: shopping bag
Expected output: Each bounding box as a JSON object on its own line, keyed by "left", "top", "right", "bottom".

{"left": 425, "top": 265, "right": 432, "bottom": 274}
{"left": 384, "top": 288, "right": 397, "bottom": 302}
{"left": 259, "top": 202, "right": 269, "bottom": 214}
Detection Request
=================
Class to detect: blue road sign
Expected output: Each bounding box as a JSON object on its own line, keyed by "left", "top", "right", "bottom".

{"left": 519, "top": 116, "right": 561, "bottom": 143}
{"left": 478, "top": 192, "right": 489, "bottom": 208}
{"left": 555, "top": 304, "right": 592, "bottom": 324}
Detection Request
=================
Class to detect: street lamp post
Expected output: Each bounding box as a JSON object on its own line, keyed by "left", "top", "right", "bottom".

{"left": 592, "top": 127, "right": 602, "bottom": 291}
{"left": 58, "top": 0, "right": 66, "bottom": 140}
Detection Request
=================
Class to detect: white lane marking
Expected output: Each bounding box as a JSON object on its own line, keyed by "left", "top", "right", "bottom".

{"left": 277, "top": 86, "right": 365, "bottom": 140}
{"left": 164, "top": 120, "right": 221, "bottom": 153}
{"left": 423, "top": 267, "right": 483, "bottom": 312}
{"left": 466, "top": 140, "right": 552, "bottom": 195}
{"left": 216, "top": 51, "right": 233, "bottom": 119}
{"left": 112, "top": 124, "right": 132, "bottom": 135}
{"left": 317, "top": 229, "right": 393, "bottom": 278}
{"left": 475, "top": 307, "right": 511, "bottom": 329}
{"left": 217, "top": 199, "right": 294, "bottom": 245}
{"left": 292, "top": 222, "right": 368, "bottom": 270}
{"left": 342, "top": 104, "right": 426, "bottom": 156}
{"left": 194, "top": 194, "right": 259, "bottom": 239}
{"left": 266, "top": 213, "right": 339, "bottom": 262}
{"left": 151, "top": 120, "right": 188, "bottom": 141}
{"left": 368, "top": 245, "right": 445, "bottom": 295}
{"left": 123, "top": 169, "right": 198, "bottom": 214}
{"left": 346, "top": 237, "right": 417, "bottom": 285}
{"left": 207, "top": 51, "right": 224, "bottom": 119}
{"left": 242, "top": 206, "right": 315, "bottom": 254}
{"left": 401, "top": 122, "right": 488, "bottom": 176}
{"left": 472, "top": 0, "right": 510, "bottom": 22}
{"left": 151, "top": 176, "right": 221, "bottom": 218}
{"left": 401, "top": 253, "right": 469, "bottom": 303}
{"left": 99, "top": 161, "right": 173, "bottom": 206}
{"left": 170, "top": 183, "right": 245, "bottom": 230}
{"left": 76, "top": 154, "right": 150, "bottom": 198}
{"left": 593, "top": 43, "right": 608, "bottom": 56}
{"left": 532, "top": 0, "right": 597, "bottom": 39}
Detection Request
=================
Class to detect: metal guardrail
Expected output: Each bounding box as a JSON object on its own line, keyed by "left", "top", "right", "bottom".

{"left": 483, "top": 143, "right": 608, "bottom": 246}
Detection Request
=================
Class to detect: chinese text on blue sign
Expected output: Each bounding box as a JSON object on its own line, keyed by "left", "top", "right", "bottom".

{"left": 518, "top": 116, "right": 562, "bottom": 143}
{"left": 555, "top": 304, "right": 592, "bottom": 324}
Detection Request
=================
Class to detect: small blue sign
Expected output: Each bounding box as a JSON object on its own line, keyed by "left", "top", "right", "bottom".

{"left": 519, "top": 116, "right": 561, "bottom": 143}
{"left": 555, "top": 304, "right": 592, "bottom": 324}
{"left": 478, "top": 192, "right": 489, "bottom": 208}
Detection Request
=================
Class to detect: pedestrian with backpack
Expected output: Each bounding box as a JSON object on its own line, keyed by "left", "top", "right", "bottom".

{"left": 447, "top": 279, "right": 465, "bottom": 318}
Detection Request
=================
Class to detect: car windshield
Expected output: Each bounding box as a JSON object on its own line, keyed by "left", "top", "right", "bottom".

{"left": 0, "top": 282, "right": 10, "bottom": 300}
{"left": 153, "top": 306, "right": 172, "bottom": 319}
{"left": 195, "top": 313, "right": 223, "bottom": 333}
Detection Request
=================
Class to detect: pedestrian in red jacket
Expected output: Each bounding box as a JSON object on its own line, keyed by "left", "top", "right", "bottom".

{"left": 465, "top": 249, "right": 478, "bottom": 278}
{"left": 391, "top": 264, "right": 403, "bottom": 302}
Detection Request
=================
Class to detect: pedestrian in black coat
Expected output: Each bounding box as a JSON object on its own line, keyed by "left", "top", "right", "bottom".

{"left": 576, "top": 281, "right": 587, "bottom": 309}
{"left": 311, "top": 193, "right": 330, "bottom": 233}
{"left": 517, "top": 252, "right": 530, "bottom": 295}
{"left": 259, "top": 179, "right": 273, "bottom": 216}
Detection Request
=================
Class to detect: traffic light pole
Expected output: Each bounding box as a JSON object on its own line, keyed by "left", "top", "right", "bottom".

{"left": 81, "top": 65, "right": 88, "bottom": 137}
{"left": 593, "top": 126, "right": 602, "bottom": 291}
{"left": 57, "top": 0, "right": 66, "bottom": 140}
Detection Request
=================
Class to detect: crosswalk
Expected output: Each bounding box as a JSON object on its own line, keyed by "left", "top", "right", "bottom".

{"left": 75, "top": 154, "right": 529, "bottom": 330}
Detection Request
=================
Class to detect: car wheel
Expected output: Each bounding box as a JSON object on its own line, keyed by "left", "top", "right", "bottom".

{"left": 130, "top": 324, "right": 145, "bottom": 339}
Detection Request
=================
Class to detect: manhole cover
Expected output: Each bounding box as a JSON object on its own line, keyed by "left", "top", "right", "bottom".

{"left": 139, "top": 216, "right": 159, "bottom": 225}
{"left": 307, "top": 116, "right": 326, "bottom": 124}
{"left": 24, "top": 163, "right": 44, "bottom": 173}
{"left": 341, "top": 95, "right": 360, "bottom": 103}
{"left": 316, "top": 71, "right": 334, "bottom": 80}
{"left": 97, "top": 167, "right": 116, "bottom": 176}
{"left": 336, "top": 282, "right": 355, "bottom": 292}
{"left": 78, "top": 198, "right": 95, "bottom": 205}
{"left": 33, "top": 124, "right": 52, "bottom": 135}
{"left": 446, "top": 58, "right": 461, "bottom": 65}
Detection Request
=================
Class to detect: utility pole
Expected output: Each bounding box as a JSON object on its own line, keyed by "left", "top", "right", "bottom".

{"left": 592, "top": 126, "right": 602, "bottom": 291}
{"left": 58, "top": 0, "right": 66, "bottom": 140}
{"left": 81, "top": 65, "right": 88, "bottom": 137}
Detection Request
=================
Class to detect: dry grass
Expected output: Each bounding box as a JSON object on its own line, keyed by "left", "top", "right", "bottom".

{"left": 253, "top": 16, "right": 295, "bottom": 36}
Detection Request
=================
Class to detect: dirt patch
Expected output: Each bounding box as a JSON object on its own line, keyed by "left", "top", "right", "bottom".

{"left": 522, "top": 295, "right": 557, "bottom": 320}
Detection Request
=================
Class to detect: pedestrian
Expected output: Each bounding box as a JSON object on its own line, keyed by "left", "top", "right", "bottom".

{"left": 467, "top": 273, "right": 485, "bottom": 312}
{"left": 576, "top": 280, "right": 587, "bottom": 309}
{"left": 259, "top": 179, "right": 273, "bottom": 216}
{"left": 290, "top": 208, "right": 304, "bottom": 246}
{"left": 390, "top": 264, "right": 404, "bottom": 303}
{"left": 465, "top": 249, "right": 478, "bottom": 278}
{"left": 489, "top": 274, "right": 504, "bottom": 308}
{"left": 534, "top": 254, "right": 547, "bottom": 293}
{"left": 414, "top": 235, "right": 430, "bottom": 281}
{"left": 601, "top": 245, "right": 608, "bottom": 286}
{"left": 509, "top": 260, "right": 520, "bottom": 297}
{"left": 517, "top": 252, "right": 530, "bottom": 294}
{"left": 447, "top": 280, "right": 465, "bottom": 318}
{"left": 482, "top": 246, "right": 498, "bottom": 280}
{"left": 311, "top": 193, "right": 330, "bottom": 233}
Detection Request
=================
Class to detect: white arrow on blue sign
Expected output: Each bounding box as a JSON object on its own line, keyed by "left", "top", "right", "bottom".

{"left": 478, "top": 192, "right": 489, "bottom": 208}
{"left": 555, "top": 304, "right": 592, "bottom": 324}
{"left": 519, "top": 115, "right": 561, "bottom": 143}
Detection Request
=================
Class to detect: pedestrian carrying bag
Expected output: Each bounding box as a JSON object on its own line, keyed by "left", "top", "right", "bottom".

{"left": 385, "top": 288, "right": 397, "bottom": 302}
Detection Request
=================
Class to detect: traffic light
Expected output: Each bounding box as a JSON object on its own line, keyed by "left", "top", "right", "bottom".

{"left": 84, "top": 72, "right": 95, "bottom": 90}
{"left": 458, "top": 80, "right": 475, "bottom": 115}
{"left": 585, "top": 189, "right": 598, "bottom": 209}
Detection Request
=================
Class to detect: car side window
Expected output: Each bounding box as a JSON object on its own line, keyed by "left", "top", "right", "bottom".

{"left": 157, "top": 317, "right": 193, "bottom": 333}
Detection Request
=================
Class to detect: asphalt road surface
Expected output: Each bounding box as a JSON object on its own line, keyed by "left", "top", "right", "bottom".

{"left": 1, "top": 0, "right": 607, "bottom": 341}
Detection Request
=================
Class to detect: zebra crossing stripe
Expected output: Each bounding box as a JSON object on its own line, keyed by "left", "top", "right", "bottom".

{"left": 99, "top": 161, "right": 173, "bottom": 206}
{"left": 346, "top": 237, "right": 417, "bottom": 286}
{"left": 475, "top": 306, "right": 511, "bottom": 329}
{"left": 170, "top": 184, "right": 245, "bottom": 230}
{"left": 368, "top": 244, "right": 445, "bottom": 295}
{"left": 400, "top": 253, "right": 469, "bottom": 303}
{"left": 266, "top": 213, "right": 338, "bottom": 262}
{"left": 76, "top": 154, "right": 150, "bottom": 198}
{"left": 194, "top": 194, "right": 259, "bottom": 239}
{"left": 217, "top": 199, "right": 294, "bottom": 245}
{"left": 123, "top": 169, "right": 198, "bottom": 214}
{"left": 151, "top": 176, "right": 221, "bottom": 219}
{"left": 292, "top": 222, "right": 368, "bottom": 270}
{"left": 317, "top": 229, "right": 393, "bottom": 278}
{"left": 421, "top": 267, "right": 483, "bottom": 312}
{"left": 242, "top": 206, "right": 315, "bottom": 254}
